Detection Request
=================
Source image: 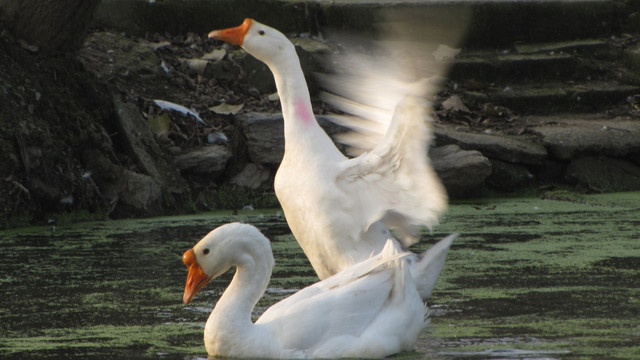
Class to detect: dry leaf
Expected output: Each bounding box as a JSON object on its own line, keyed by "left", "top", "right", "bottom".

{"left": 442, "top": 95, "right": 470, "bottom": 113}
{"left": 209, "top": 103, "right": 244, "bottom": 115}
{"left": 147, "top": 112, "right": 171, "bottom": 135}
{"left": 182, "top": 58, "right": 208, "bottom": 75}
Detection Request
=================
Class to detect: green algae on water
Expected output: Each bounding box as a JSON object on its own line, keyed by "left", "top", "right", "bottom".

{"left": 1, "top": 194, "right": 639, "bottom": 359}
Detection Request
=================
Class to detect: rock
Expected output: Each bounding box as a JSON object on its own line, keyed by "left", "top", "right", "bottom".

{"left": 82, "top": 149, "right": 163, "bottom": 218}
{"left": 486, "top": 159, "right": 533, "bottom": 192}
{"left": 228, "top": 163, "right": 272, "bottom": 190}
{"left": 106, "top": 169, "right": 163, "bottom": 218}
{"left": 174, "top": 145, "right": 232, "bottom": 175}
{"left": 112, "top": 96, "right": 188, "bottom": 201}
{"left": 237, "top": 113, "right": 285, "bottom": 166}
{"left": 430, "top": 144, "right": 492, "bottom": 197}
{"left": 462, "top": 81, "right": 640, "bottom": 116}
{"left": 434, "top": 123, "right": 547, "bottom": 165}
{"left": 528, "top": 118, "right": 640, "bottom": 160}
{"left": 565, "top": 156, "right": 640, "bottom": 193}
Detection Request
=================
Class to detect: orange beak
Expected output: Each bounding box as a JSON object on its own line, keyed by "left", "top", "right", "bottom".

{"left": 208, "top": 18, "right": 252, "bottom": 46}
{"left": 182, "top": 248, "right": 211, "bottom": 304}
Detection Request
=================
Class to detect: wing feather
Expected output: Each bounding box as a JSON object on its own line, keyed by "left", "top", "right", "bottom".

{"left": 256, "top": 241, "right": 408, "bottom": 349}
{"left": 334, "top": 93, "right": 447, "bottom": 246}
{"left": 317, "top": 26, "right": 455, "bottom": 245}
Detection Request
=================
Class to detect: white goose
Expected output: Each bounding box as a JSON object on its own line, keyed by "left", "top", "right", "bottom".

{"left": 182, "top": 222, "right": 457, "bottom": 358}
{"left": 209, "top": 19, "right": 448, "bottom": 299}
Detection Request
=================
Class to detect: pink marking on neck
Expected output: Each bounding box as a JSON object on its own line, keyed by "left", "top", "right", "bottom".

{"left": 294, "top": 99, "right": 314, "bottom": 126}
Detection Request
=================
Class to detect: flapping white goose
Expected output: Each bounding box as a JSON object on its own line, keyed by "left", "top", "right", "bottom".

{"left": 209, "top": 18, "right": 449, "bottom": 299}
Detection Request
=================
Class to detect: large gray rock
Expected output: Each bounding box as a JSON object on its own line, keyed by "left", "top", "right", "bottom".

{"left": 529, "top": 118, "right": 640, "bottom": 160}
{"left": 430, "top": 144, "right": 492, "bottom": 197}
{"left": 434, "top": 123, "right": 547, "bottom": 165}
{"left": 228, "top": 163, "right": 272, "bottom": 190}
{"left": 112, "top": 96, "right": 187, "bottom": 199}
{"left": 174, "top": 145, "right": 232, "bottom": 175}
{"left": 236, "top": 113, "right": 285, "bottom": 166}
{"left": 565, "top": 156, "right": 640, "bottom": 192}
{"left": 83, "top": 148, "right": 164, "bottom": 218}
{"left": 105, "top": 169, "right": 163, "bottom": 218}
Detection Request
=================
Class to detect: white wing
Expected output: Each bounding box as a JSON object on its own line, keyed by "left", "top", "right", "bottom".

{"left": 334, "top": 92, "right": 447, "bottom": 246}
{"left": 314, "top": 14, "right": 465, "bottom": 244}
{"left": 256, "top": 240, "right": 409, "bottom": 350}
{"left": 316, "top": 10, "right": 462, "bottom": 157}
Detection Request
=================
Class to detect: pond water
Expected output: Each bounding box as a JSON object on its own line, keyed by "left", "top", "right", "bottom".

{"left": 1, "top": 193, "right": 638, "bottom": 359}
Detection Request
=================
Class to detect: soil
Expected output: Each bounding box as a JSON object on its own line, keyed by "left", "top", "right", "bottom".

{"left": 0, "top": 30, "right": 115, "bottom": 227}
{"left": 0, "top": 26, "right": 330, "bottom": 228}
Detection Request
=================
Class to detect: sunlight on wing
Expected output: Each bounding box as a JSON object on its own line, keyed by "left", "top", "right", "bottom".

{"left": 317, "top": 7, "right": 469, "bottom": 156}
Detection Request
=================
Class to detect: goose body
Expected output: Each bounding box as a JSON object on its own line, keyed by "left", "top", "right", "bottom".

{"left": 182, "top": 223, "right": 456, "bottom": 358}
{"left": 209, "top": 19, "right": 448, "bottom": 299}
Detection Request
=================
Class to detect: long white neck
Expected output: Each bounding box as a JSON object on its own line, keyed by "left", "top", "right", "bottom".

{"left": 267, "top": 51, "right": 344, "bottom": 160}
{"left": 206, "top": 247, "right": 273, "bottom": 331}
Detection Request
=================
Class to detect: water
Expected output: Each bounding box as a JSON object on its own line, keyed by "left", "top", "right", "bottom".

{"left": 1, "top": 194, "right": 639, "bottom": 359}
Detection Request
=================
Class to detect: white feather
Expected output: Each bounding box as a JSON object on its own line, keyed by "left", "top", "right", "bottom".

{"left": 184, "top": 223, "right": 442, "bottom": 359}
{"left": 212, "top": 16, "right": 461, "bottom": 299}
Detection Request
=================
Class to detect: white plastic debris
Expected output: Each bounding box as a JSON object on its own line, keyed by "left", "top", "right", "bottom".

{"left": 160, "top": 60, "right": 170, "bottom": 73}
{"left": 207, "top": 132, "right": 228, "bottom": 144}
{"left": 153, "top": 99, "right": 205, "bottom": 124}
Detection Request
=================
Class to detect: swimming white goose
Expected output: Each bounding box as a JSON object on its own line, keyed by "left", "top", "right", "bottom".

{"left": 182, "top": 222, "right": 456, "bottom": 358}
{"left": 209, "top": 19, "right": 448, "bottom": 299}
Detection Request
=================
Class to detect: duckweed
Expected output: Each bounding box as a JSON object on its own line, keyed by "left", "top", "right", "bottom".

{"left": 1, "top": 193, "right": 639, "bottom": 359}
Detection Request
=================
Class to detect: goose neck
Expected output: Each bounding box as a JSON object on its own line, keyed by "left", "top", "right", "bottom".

{"left": 210, "top": 250, "right": 273, "bottom": 325}
{"left": 272, "top": 63, "right": 315, "bottom": 127}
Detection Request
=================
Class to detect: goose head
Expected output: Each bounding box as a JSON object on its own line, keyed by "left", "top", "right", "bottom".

{"left": 181, "top": 222, "right": 272, "bottom": 304}
{"left": 208, "top": 18, "right": 296, "bottom": 67}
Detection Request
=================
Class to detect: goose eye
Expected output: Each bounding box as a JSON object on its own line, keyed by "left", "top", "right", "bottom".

{"left": 203, "top": 248, "right": 210, "bottom": 255}
{"left": 258, "top": 30, "right": 265, "bottom": 36}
